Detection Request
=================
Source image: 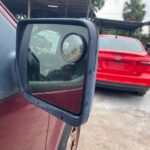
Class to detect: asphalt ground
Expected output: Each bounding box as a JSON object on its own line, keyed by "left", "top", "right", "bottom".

{"left": 78, "top": 88, "right": 150, "bottom": 150}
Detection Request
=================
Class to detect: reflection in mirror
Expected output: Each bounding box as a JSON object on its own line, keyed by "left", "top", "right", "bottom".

{"left": 27, "top": 24, "right": 88, "bottom": 114}
{"left": 146, "top": 43, "right": 150, "bottom": 54}
{"left": 62, "top": 34, "right": 85, "bottom": 63}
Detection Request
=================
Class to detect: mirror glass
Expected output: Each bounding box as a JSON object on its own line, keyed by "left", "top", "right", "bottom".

{"left": 27, "top": 24, "right": 88, "bottom": 114}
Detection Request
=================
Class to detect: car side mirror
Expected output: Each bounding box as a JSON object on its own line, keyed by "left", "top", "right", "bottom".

{"left": 16, "top": 19, "right": 98, "bottom": 126}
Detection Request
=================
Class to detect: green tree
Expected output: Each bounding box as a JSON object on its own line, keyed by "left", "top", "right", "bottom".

{"left": 123, "top": 0, "right": 146, "bottom": 22}
{"left": 91, "top": 0, "right": 105, "bottom": 11}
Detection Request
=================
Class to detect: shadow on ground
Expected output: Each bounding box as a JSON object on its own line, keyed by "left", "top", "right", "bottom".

{"left": 94, "top": 87, "right": 150, "bottom": 113}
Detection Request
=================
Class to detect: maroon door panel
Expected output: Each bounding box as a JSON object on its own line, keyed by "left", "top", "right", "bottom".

{"left": 0, "top": 93, "right": 65, "bottom": 150}
{"left": 0, "top": 93, "right": 49, "bottom": 150}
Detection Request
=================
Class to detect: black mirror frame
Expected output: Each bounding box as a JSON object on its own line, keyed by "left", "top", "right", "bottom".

{"left": 16, "top": 19, "right": 98, "bottom": 126}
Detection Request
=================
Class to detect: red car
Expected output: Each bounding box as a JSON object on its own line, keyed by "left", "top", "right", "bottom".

{"left": 0, "top": 3, "right": 97, "bottom": 150}
{"left": 96, "top": 34, "right": 150, "bottom": 96}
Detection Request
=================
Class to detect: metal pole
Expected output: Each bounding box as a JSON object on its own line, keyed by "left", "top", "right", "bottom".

{"left": 86, "top": 0, "right": 91, "bottom": 19}
{"left": 149, "top": 25, "right": 150, "bottom": 40}
{"left": 27, "top": 0, "right": 31, "bottom": 18}
{"left": 65, "top": 0, "right": 69, "bottom": 17}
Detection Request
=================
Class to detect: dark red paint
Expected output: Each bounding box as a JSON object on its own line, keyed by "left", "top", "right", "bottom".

{"left": 33, "top": 87, "right": 83, "bottom": 114}
{"left": 0, "top": 92, "right": 65, "bottom": 150}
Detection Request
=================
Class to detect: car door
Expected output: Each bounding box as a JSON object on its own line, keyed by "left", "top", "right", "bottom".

{"left": 0, "top": 2, "right": 98, "bottom": 150}
{"left": 0, "top": 4, "right": 65, "bottom": 150}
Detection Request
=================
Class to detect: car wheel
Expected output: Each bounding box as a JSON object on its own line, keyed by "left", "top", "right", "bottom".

{"left": 136, "top": 91, "right": 147, "bottom": 96}
{"left": 66, "top": 127, "right": 80, "bottom": 150}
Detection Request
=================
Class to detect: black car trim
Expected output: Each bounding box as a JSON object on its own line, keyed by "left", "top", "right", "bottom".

{"left": 96, "top": 80, "right": 149, "bottom": 92}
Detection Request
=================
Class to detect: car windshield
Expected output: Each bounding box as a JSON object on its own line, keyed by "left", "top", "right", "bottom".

{"left": 99, "top": 36, "right": 143, "bottom": 53}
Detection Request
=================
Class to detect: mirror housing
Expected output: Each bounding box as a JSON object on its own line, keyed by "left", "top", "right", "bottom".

{"left": 16, "top": 19, "right": 98, "bottom": 126}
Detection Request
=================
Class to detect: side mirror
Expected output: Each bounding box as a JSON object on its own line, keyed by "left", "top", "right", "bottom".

{"left": 16, "top": 19, "right": 98, "bottom": 126}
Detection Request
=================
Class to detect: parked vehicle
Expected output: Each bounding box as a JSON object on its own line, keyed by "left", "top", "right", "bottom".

{"left": 0, "top": 2, "right": 98, "bottom": 150}
{"left": 96, "top": 34, "right": 150, "bottom": 96}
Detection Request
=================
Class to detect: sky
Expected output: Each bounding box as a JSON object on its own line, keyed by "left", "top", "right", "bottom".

{"left": 96, "top": 0, "right": 150, "bottom": 22}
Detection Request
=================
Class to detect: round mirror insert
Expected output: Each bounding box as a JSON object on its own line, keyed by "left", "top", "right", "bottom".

{"left": 62, "top": 34, "right": 85, "bottom": 63}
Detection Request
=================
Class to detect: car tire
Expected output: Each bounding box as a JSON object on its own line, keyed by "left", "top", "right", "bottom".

{"left": 135, "top": 91, "right": 147, "bottom": 96}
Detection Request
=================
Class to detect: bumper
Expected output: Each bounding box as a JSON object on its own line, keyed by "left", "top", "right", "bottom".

{"left": 96, "top": 80, "right": 149, "bottom": 92}
{"left": 96, "top": 72, "right": 150, "bottom": 87}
